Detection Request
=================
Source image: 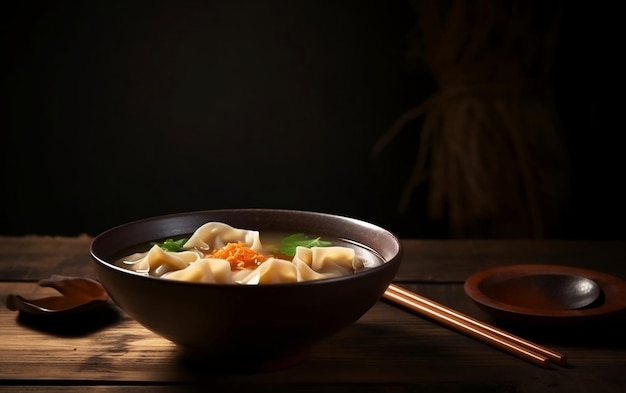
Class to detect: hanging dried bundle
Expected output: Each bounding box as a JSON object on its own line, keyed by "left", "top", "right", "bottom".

{"left": 374, "top": 0, "right": 569, "bottom": 238}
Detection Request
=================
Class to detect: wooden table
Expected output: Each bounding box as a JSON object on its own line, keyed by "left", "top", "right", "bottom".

{"left": 1, "top": 236, "right": 625, "bottom": 392}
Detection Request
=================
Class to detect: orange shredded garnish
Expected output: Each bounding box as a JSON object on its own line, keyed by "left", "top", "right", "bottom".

{"left": 208, "top": 241, "right": 269, "bottom": 270}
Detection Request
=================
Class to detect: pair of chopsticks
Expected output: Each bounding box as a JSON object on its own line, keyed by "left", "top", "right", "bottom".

{"left": 383, "top": 283, "right": 567, "bottom": 368}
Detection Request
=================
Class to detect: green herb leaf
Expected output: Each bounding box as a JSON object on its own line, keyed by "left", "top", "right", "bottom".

{"left": 275, "top": 233, "right": 332, "bottom": 257}
{"left": 151, "top": 238, "right": 188, "bottom": 252}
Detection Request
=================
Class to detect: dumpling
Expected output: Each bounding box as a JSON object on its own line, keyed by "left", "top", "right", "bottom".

{"left": 293, "top": 246, "right": 364, "bottom": 278}
{"left": 292, "top": 259, "right": 328, "bottom": 282}
{"left": 122, "top": 244, "right": 201, "bottom": 276}
{"left": 235, "top": 258, "right": 298, "bottom": 285}
{"left": 183, "top": 222, "right": 264, "bottom": 252}
{"left": 162, "top": 258, "right": 233, "bottom": 283}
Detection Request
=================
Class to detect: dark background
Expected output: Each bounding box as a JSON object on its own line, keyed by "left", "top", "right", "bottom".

{"left": 2, "top": 1, "right": 624, "bottom": 240}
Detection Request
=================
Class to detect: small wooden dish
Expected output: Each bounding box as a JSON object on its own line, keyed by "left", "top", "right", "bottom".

{"left": 464, "top": 264, "right": 626, "bottom": 325}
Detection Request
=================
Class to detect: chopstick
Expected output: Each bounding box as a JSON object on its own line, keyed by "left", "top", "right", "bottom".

{"left": 383, "top": 283, "right": 567, "bottom": 368}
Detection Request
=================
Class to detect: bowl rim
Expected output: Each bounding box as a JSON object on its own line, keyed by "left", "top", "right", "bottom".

{"left": 90, "top": 208, "right": 403, "bottom": 288}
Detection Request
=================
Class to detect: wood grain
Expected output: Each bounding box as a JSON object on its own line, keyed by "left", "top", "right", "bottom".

{"left": 1, "top": 238, "right": 626, "bottom": 393}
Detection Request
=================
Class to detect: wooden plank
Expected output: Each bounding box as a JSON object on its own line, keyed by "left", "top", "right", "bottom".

{"left": 7, "top": 382, "right": 622, "bottom": 393}
{"left": 0, "top": 283, "right": 546, "bottom": 382}
{"left": 0, "top": 236, "right": 96, "bottom": 281}
{"left": 3, "top": 282, "right": 625, "bottom": 388}
{"left": 395, "top": 240, "right": 626, "bottom": 282}
{"left": 2, "top": 239, "right": 626, "bottom": 393}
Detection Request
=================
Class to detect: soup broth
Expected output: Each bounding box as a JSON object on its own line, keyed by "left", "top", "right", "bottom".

{"left": 114, "top": 222, "right": 385, "bottom": 285}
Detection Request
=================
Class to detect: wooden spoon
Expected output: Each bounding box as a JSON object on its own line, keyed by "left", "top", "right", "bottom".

{"left": 5, "top": 275, "right": 110, "bottom": 316}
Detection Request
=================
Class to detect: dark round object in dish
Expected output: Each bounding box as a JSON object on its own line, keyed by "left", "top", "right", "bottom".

{"left": 464, "top": 264, "right": 626, "bottom": 325}
{"left": 90, "top": 209, "right": 402, "bottom": 371}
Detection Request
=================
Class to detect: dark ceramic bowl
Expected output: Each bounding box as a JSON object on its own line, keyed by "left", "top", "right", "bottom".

{"left": 90, "top": 209, "right": 402, "bottom": 371}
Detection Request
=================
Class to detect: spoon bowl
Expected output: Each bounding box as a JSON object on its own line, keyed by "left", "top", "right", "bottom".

{"left": 5, "top": 275, "right": 110, "bottom": 316}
